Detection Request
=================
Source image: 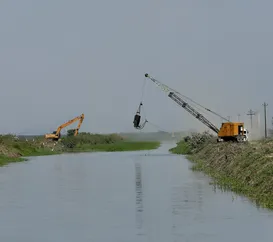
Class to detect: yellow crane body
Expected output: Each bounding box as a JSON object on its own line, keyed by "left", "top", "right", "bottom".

{"left": 217, "top": 122, "right": 248, "bottom": 142}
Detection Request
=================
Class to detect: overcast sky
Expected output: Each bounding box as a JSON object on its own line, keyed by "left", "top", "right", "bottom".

{"left": 0, "top": 0, "right": 272, "bottom": 135}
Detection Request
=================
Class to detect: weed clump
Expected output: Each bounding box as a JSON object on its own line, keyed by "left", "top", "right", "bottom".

{"left": 169, "top": 131, "right": 215, "bottom": 154}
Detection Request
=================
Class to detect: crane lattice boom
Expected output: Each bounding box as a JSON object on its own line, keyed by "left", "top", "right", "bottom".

{"left": 144, "top": 73, "right": 220, "bottom": 134}
{"left": 168, "top": 92, "right": 219, "bottom": 134}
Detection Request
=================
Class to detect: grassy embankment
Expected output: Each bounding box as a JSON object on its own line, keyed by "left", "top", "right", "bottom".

{"left": 170, "top": 132, "right": 273, "bottom": 209}
{"left": 0, "top": 133, "right": 160, "bottom": 166}
{"left": 61, "top": 132, "right": 160, "bottom": 152}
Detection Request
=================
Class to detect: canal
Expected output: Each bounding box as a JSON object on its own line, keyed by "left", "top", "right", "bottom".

{"left": 0, "top": 142, "right": 273, "bottom": 242}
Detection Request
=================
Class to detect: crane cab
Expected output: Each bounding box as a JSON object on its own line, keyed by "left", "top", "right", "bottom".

{"left": 217, "top": 122, "right": 249, "bottom": 142}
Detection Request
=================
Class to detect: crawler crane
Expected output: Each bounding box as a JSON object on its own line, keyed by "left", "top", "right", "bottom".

{"left": 45, "top": 113, "right": 85, "bottom": 141}
{"left": 144, "top": 74, "right": 249, "bottom": 142}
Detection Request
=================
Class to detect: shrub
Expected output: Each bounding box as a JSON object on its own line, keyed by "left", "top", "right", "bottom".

{"left": 60, "top": 132, "right": 124, "bottom": 149}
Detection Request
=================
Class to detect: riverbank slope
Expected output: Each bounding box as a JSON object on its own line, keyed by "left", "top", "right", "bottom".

{"left": 170, "top": 132, "right": 273, "bottom": 209}
{"left": 0, "top": 133, "right": 160, "bottom": 166}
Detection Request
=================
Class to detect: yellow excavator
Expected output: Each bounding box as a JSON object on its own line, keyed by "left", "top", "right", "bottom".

{"left": 45, "top": 113, "right": 85, "bottom": 141}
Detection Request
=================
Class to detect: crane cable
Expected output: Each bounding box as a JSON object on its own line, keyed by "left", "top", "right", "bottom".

{"left": 145, "top": 73, "right": 229, "bottom": 122}
{"left": 133, "top": 76, "right": 171, "bottom": 132}
{"left": 176, "top": 92, "right": 229, "bottom": 122}
{"left": 141, "top": 76, "right": 147, "bottom": 102}
{"left": 133, "top": 74, "right": 219, "bottom": 133}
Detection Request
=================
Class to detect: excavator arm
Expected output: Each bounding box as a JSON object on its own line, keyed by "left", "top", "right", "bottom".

{"left": 144, "top": 73, "right": 220, "bottom": 134}
{"left": 45, "top": 113, "right": 85, "bottom": 141}
{"left": 73, "top": 114, "right": 84, "bottom": 136}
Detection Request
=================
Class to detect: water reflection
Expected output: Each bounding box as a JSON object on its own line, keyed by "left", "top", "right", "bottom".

{"left": 171, "top": 181, "right": 205, "bottom": 240}
{"left": 172, "top": 182, "right": 204, "bottom": 215}
{"left": 135, "top": 162, "right": 143, "bottom": 233}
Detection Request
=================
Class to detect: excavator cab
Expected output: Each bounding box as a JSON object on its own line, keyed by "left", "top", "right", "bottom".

{"left": 52, "top": 131, "right": 61, "bottom": 140}
{"left": 45, "top": 130, "right": 61, "bottom": 141}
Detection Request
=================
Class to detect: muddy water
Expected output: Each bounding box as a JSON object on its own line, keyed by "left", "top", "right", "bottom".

{"left": 0, "top": 143, "right": 273, "bottom": 242}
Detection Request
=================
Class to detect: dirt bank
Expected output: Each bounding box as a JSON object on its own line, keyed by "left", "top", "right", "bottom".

{"left": 170, "top": 132, "right": 273, "bottom": 209}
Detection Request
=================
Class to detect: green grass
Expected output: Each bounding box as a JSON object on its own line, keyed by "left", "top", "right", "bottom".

{"left": 60, "top": 132, "right": 160, "bottom": 152}
{"left": 11, "top": 142, "right": 60, "bottom": 157}
{"left": 0, "top": 133, "right": 161, "bottom": 167}
{"left": 0, "top": 155, "right": 25, "bottom": 166}
{"left": 169, "top": 140, "right": 192, "bottom": 154}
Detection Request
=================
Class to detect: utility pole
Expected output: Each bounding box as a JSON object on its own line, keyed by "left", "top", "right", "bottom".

{"left": 262, "top": 102, "right": 268, "bottom": 138}
{"left": 247, "top": 109, "right": 255, "bottom": 129}
{"left": 237, "top": 114, "right": 240, "bottom": 121}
